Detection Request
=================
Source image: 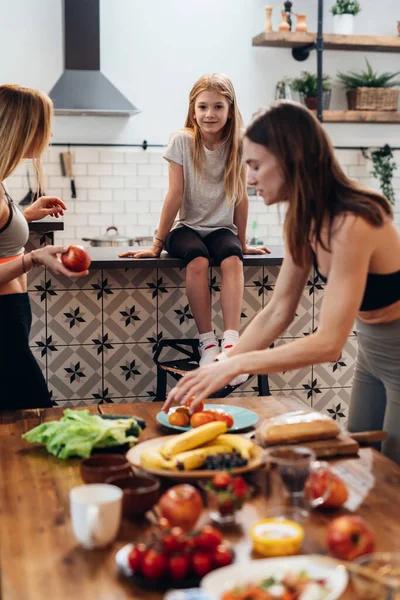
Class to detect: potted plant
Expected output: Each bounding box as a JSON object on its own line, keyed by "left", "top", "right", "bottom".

{"left": 337, "top": 58, "right": 400, "bottom": 111}
{"left": 331, "top": 0, "right": 361, "bottom": 35}
{"left": 363, "top": 145, "right": 397, "bottom": 205}
{"left": 291, "top": 71, "right": 332, "bottom": 110}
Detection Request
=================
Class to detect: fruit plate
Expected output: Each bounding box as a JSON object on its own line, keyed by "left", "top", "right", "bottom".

{"left": 126, "top": 435, "right": 265, "bottom": 480}
{"left": 115, "top": 543, "right": 202, "bottom": 591}
{"left": 201, "top": 555, "right": 348, "bottom": 600}
{"left": 157, "top": 404, "right": 259, "bottom": 433}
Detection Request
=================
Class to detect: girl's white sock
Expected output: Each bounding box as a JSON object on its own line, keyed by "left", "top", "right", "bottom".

{"left": 221, "top": 330, "right": 249, "bottom": 387}
{"left": 199, "top": 331, "right": 219, "bottom": 366}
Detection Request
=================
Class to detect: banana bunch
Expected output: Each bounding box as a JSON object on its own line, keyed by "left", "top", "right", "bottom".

{"left": 140, "top": 421, "right": 256, "bottom": 472}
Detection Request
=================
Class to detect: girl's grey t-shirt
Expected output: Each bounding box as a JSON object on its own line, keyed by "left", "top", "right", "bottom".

{"left": 163, "top": 129, "right": 237, "bottom": 237}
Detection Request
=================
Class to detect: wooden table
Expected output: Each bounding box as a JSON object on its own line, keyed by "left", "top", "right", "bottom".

{"left": 1, "top": 396, "right": 400, "bottom": 600}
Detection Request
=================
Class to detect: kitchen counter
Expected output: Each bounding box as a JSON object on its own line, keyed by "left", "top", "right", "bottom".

{"left": 87, "top": 245, "right": 285, "bottom": 269}
{"left": 28, "top": 217, "right": 64, "bottom": 234}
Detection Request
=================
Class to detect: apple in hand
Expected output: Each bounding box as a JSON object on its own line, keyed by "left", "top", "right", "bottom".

{"left": 305, "top": 468, "right": 349, "bottom": 508}
{"left": 327, "top": 515, "right": 375, "bottom": 561}
{"left": 158, "top": 484, "right": 203, "bottom": 532}
{"left": 61, "top": 245, "right": 91, "bottom": 272}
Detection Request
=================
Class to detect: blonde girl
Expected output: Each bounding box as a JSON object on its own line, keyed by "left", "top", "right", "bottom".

{"left": 120, "top": 74, "right": 269, "bottom": 379}
{"left": 0, "top": 84, "right": 88, "bottom": 409}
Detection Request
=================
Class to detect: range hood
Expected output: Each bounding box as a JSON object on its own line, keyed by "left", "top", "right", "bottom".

{"left": 49, "top": 0, "right": 139, "bottom": 116}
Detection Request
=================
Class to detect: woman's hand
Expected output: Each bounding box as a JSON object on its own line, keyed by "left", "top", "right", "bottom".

{"left": 162, "top": 357, "right": 241, "bottom": 414}
{"left": 119, "top": 245, "right": 162, "bottom": 259}
{"left": 24, "top": 196, "right": 66, "bottom": 222}
{"left": 243, "top": 244, "right": 271, "bottom": 255}
{"left": 33, "top": 246, "right": 89, "bottom": 278}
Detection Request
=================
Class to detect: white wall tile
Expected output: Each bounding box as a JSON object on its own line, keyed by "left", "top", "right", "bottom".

{"left": 100, "top": 176, "right": 124, "bottom": 188}
{"left": 74, "top": 176, "right": 100, "bottom": 189}
{"left": 113, "top": 189, "right": 138, "bottom": 202}
{"left": 124, "top": 201, "right": 150, "bottom": 213}
{"left": 100, "top": 150, "right": 124, "bottom": 163}
{"left": 149, "top": 176, "right": 168, "bottom": 189}
{"left": 75, "top": 202, "right": 100, "bottom": 213}
{"left": 100, "top": 201, "right": 125, "bottom": 214}
{"left": 88, "top": 189, "right": 112, "bottom": 201}
{"left": 88, "top": 164, "right": 113, "bottom": 176}
{"left": 138, "top": 164, "right": 163, "bottom": 176}
{"left": 124, "top": 151, "right": 149, "bottom": 164}
{"left": 74, "top": 149, "right": 100, "bottom": 163}
{"left": 124, "top": 176, "right": 149, "bottom": 188}
{"left": 88, "top": 214, "right": 114, "bottom": 226}
{"left": 113, "top": 164, "right": 137, "bottom": 176}
{"left": 138, "top": 188, "right": 164, "bottom": 201}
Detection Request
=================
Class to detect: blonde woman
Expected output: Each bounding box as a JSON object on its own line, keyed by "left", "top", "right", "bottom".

{"left": 0, "top": 84, "right": 88, "bottom": 410}
{"left": 120, "top": 74, "right": 269, "bottom": 380}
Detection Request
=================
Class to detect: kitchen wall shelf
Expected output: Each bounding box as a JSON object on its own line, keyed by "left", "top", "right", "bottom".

{"left": 252, "top": 32, "right": 400, "bottom": 53}
{"left": 320, "top": 111, "right": 400, "bottom": 123}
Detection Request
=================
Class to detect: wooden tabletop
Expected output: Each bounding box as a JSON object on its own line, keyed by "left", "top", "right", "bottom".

{"left": 1, "top": 396, "right": 400, "bottom": 600}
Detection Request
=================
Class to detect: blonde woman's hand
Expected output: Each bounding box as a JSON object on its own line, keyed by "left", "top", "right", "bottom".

{"left": 162, "top": 357, "right": 241, "bottom": 414}
{"left": 33, "top": 246, "right": 89, "bottom": 278}
{"left": 119, "top": 245, "right": 162, "bottom": 259}
{"left": 24, "top": 196, "right": 66, "bottom": 222}
{"left": 243, "top": 244, "right": 271, "bottom": 255}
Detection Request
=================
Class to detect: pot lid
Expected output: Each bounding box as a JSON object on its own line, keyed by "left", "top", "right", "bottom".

{"left": 90, "top": 226, "right": 134, "bottom": 243}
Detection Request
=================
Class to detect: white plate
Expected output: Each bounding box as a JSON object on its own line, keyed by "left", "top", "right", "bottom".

{"left": 201, "top": 555, "right": 348, "bottom": 600}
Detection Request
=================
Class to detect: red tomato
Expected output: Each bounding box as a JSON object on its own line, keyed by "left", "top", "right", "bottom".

{"left": 61, "top": 245, "right": 91, "bottom": 272}
{"left": 127, "top": 543, "right": 147, "bottom": 573}
{"left": 212, "top": 472, "right": 232, "bottom": 489}
{"left": 214, "top": 413, "right": 234, "bottom": 428}
{"left": 185, "top": 397, "right": 204, "bottom": 413}
{"left": 219, "top": 498, "right": 234, "bottom": 515}
{"left": 194, "top": 526, "right": 224, "bottom": 551}
{"left": 162, "top": 527, "right": 187, "bottom": 554}
{"left": 232, "top": 476, "right": 248, "bottom": 500}
{"left": 212, "top": 544, "right": 233, "bottom": 568}
{"left": 190, "top": 412, "right": 215, "bottom": 428}
{"left": 141, "top": 549, "right": 168, "bottom": 579}
{"left": 168, "top": 554, "right": 190, "bottom": 579}
{"left": 191, "top": 551, "right": 214, "bottom": 577}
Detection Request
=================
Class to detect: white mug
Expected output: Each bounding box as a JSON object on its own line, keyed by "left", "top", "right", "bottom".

{"left": 70, "top": 484, "right": 123, "bottom": 549}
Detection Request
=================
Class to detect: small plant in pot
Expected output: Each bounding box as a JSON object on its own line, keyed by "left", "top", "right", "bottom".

{"left": 331, "top": 0, "right": 361, "bottom": 35}
{"left": 337, "top": 58, "right": 400, "bottom": 111}
{"left": 291, "top": 71, "right": 332, "bottom": 111}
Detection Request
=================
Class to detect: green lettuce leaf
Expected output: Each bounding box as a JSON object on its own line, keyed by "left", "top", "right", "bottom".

{"left": 22, "top": 409, "right": 141, "bottom": 459}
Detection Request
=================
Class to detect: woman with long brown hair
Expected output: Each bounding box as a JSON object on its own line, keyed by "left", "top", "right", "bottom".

{"left": 120, "top": 73, "right": 268, "bottom": 381}
{"left": 163, "top": 100, "right": 400, "bottom": 463}
{"left": 0, "top": 84, "right": 88, "bottom": 409}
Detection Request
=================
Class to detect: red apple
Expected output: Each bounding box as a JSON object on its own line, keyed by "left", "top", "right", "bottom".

{"left": 305, "top": 468, "right": 349, "bottom": 508}
{"left": 61, "top": 245, "right": 91, "bottom": 272}
{"left": 158, "top": 484, "right": 203, "bottom": 532}
{"left": 327, "top": 515, "right": 375, "bottom": 561}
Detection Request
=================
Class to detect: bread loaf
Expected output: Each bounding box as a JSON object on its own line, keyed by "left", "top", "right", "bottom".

{"left": 256, "top": 410, "right": 340, "bottom": 445}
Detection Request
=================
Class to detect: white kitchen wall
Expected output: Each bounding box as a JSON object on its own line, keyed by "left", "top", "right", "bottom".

{"left": 6, "top": 147, "right": 400, "bottom": 246}
{"left": 0, "top": 0, "right": 399, "bottom": 147}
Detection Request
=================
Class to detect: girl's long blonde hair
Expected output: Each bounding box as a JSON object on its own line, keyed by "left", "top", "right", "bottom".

{"left": 184, "top": 73, "right": 245, "bottom": 205}
{"left": 0, "top": 84, "right": 53, "bottom": 193}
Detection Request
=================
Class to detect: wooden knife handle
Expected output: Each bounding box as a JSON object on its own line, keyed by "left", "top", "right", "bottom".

{"left": 349, "top": 430, "right": 387, "bottom": 443}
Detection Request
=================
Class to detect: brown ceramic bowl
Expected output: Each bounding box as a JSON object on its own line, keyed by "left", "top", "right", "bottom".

{"left": 80, "top": 454, "right": 132, "bottom": 484}
{"left": 106, "top": 473, "right": 160, "bottom": 519}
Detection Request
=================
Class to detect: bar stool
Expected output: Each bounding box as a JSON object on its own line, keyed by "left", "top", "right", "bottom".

{"left": 153, "top": 338, "right": 270, "bottom": 401}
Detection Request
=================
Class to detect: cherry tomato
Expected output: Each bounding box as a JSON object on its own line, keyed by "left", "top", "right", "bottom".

{"left": 168, "top": 554, "right": 190, "bottom": 579}
{"left": 185, "top": 397, "right": 204, "bottom": 413}
{"left": 190, "top": 412, "right": 215, "bottom": 428}
{"left": 162, "top": 527, "right": 187, "bottom": 554}
{"left": 191, "top": 551, "right": 214, "bottom": 577}
{"left": 212, "top": 544, "right": 233, "bottom": 568}
{"left": 194, "top": 526, "right": 224, "bottom": 551}
{"left": 127, "top": 542, "right": 147, "bottom": 573}
{"left": 212, "top": 472, "right": 232, "bottom": 489}
{"left": 141, "top": 548, "right": 168, "bottom": 579}
{"left": 219, "top": 498, "right": 234, "bottom": 515}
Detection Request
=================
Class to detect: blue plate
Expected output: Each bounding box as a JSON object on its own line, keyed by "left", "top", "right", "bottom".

{"left": 156, "top": 404, "right": 259, "bottom": 433}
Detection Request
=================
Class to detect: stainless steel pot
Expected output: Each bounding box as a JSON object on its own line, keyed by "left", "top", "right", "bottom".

{"left": 82, "top": 226, "right": 135, "bottom": 247}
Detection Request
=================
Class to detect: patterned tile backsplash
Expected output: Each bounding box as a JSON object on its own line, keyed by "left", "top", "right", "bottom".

{"left": 27, "top": 234, "right": 356, "bottom": 425}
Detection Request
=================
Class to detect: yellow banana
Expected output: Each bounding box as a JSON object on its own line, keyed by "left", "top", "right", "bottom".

{"left": 172, "top": 444, "right": 232, "bottom": 471}
{"left": 161, "top": 421, "right": 228, "bottom": 459}
{"left": 213, "top": 433, "right": 255, "bottom": 460}
{"left": 140, "top": 449, "right": 175, "bottom": 470}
